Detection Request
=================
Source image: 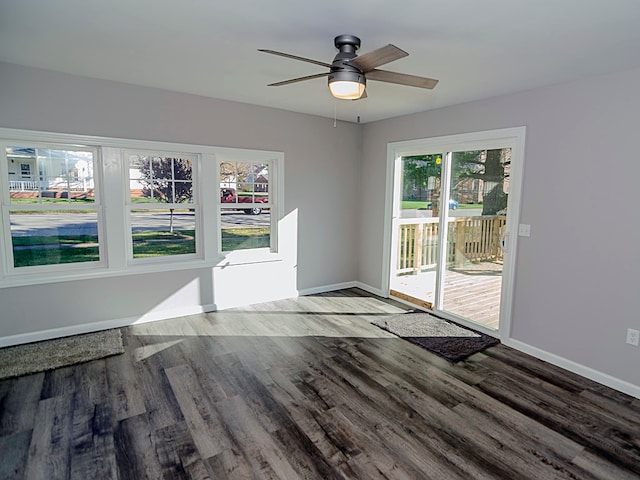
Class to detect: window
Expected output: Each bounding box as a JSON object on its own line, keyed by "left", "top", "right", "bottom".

{"left": 3, "top": 144, "right": 102, "bottom": 269}
{"left": 1, "top": 128, "right": 283, "bottom": 287}
{"left": 126, "top": 151, "right": 197, "bottom": 260}
{"left": 219, "top": 160, "right": 272, "bottom": 252}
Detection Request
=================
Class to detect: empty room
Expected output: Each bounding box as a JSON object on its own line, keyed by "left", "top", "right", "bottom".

{"left": 1, "top": 1, "right": 639, "bottom": 478}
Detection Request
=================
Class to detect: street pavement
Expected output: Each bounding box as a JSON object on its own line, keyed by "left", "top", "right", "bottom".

{"left": 9, "top": 211, "right": 270, "bottom": 236}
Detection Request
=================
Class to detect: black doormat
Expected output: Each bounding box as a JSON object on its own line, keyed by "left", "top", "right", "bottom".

{"left": 371, "top": 312, "right": 499, "bottom": 362}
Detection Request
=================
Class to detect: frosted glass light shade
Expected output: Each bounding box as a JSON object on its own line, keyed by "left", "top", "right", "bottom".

{"left": 329, "top": 80, "right": 366, "bottom": 100}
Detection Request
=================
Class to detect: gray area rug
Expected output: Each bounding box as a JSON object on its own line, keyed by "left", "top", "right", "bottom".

{"left": 372, "top": 312, "right": 499, "bottom": 362}
{"left": 0, "top": 329, "right": 124, "bottom": 380}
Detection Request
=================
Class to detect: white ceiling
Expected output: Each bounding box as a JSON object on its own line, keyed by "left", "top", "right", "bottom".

{"left": 2, "top": 0, "right": 640, "bottom": 123}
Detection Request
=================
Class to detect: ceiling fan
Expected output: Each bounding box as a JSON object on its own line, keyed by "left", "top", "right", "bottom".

{"left": 259, "top": 34, "right": 438, "bottom": 100}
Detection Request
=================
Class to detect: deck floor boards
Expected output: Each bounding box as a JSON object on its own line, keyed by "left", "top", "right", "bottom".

{"left": 391, "top": 261, "right": 504, "bottom": 329}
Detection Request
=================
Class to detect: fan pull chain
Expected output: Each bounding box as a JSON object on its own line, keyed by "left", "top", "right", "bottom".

{"left": 334, "top": 101, "right": 337, "bottom": 128}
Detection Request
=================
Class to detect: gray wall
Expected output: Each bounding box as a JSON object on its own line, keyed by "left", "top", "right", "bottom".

{"left": 360, "top": 66, "right": 640, "bottom": 390}
{"left": 0, "top": 62, "right": 361, "bottom": 339}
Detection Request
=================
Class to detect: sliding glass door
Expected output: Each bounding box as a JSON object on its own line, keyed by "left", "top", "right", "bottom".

{"left": 437, "top": 149, "right": 510, "bottom": 329}
{"left": 387, "top": 129, "right": 524, "bottom": 335}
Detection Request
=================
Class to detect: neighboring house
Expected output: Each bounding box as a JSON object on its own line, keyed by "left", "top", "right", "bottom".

{"left": 6, "top": 147, "right": 95, "bottom": 198}
{"left": 220, "top": 165, "right": 269, "bottom": 192}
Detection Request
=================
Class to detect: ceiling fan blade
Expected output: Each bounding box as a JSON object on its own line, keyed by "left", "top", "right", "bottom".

{"left": 267, "top": 72, "right": 330, "bottom": 87}
{"left": 258, "top": 49, "right": 332, "bottom": 69}
{"left": 366, "top": 69, "right": 439, "bottom": 89}
{"left": 350, "top": 44, "right": 408, "bottom": 72}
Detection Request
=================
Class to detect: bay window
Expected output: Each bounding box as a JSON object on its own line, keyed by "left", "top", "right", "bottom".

{"left": 0, "top": 128, "right": 283, "bottom": 287}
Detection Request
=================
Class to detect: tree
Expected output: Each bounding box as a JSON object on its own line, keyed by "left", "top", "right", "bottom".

{"left": 402, "top": 154, "right": 442, "bottom": 201}
{"left": 403, "top": 153, "right": 478, "bottom": 215}
{"left": 404, "top": 149, "right": 510, "bottom": 216}
{"left": 138, "top": 156, "right": 192, "bottom": 233}
{"left": 455, "top": 149, "right": 510, "bottom": 215}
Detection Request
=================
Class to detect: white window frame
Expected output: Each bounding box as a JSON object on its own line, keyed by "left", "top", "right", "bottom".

{"left": 217, "top": 153, "right": 278, "bottom": 255}
{"left": 0, "top": 138, "right": 106, "bottom": 277}
{"left": 123, "top": 149, "right": 201, "bottom": 265}
{"left": 0, "top": 128, "right": 284, "bottom": 288}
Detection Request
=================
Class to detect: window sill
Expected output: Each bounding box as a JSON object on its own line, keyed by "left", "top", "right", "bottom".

{"left": 0, "top": 251, "right": 284, "bottom": 289}
{"left": 216, "top": 248, "right": 282, "bottom": 267}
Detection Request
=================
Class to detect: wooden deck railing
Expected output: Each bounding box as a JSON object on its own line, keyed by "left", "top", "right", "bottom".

{"left": 397, "top": 215, "right": 506, "bottom": 274}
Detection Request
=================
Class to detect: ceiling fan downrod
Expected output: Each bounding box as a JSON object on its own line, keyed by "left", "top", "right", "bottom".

{"left": 333, "top": 35, "right": 361, "bottom": 61}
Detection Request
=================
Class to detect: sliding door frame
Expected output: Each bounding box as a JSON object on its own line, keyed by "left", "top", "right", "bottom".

{"left": 382, "top": 127, "right": 526, "bottom": 340}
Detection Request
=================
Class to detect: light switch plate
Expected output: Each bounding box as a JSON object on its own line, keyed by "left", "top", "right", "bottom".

{"left": 518, "top": 224, "right": 531, "bottom": 237}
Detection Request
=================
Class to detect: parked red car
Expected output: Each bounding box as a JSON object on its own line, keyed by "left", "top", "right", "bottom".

{"left": 220, "top": 188, "right": 268, "bottom": 215}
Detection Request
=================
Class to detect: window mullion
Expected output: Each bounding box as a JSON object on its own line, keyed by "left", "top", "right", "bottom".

{"left": 102, "top": 147, "right": 127, "bottom": 270}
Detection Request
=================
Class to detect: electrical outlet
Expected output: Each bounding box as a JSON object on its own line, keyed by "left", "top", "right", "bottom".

{"left": 626, "top": 328, "right": 640, "bottom": 347}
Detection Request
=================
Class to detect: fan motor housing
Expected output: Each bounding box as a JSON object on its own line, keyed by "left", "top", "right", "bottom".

{"left": 330, "top": 34, "right": 365, "bottom": 85}
{"left": 328, "top": 69, "right": 366, "bottom": 87}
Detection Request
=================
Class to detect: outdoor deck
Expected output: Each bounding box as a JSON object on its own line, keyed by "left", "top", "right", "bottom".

{"left": 393, "top": 215, "right": 505, "bottom": 330}
{"left": 390, "top": 261, "right": 503, "bottom": 329}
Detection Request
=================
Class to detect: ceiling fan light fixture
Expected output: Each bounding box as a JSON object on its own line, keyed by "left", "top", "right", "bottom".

{"left": 328, "top": 72, "right": 366, "bottom": 100}
{"left": 260, "top": 34, "right": 439, "bottom": 101}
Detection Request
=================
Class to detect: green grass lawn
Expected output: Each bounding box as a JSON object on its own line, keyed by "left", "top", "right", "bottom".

{"left": 13, "top": 230, "right": 196, "bottom": 265}
{"left": 131, "top": 230, "right": 196, "bottom": 258}
{"left": 10, "top": 197, "right": 96, "bottom": 207}
{"left": 401, "top": 200, "right": 482, "bottom": 210}
{"left": 401, "top": 200, "right": 428, "bottom": 210}
{"left": 9, "top": 197, "right": 97, "bottom": 214}
{"left": 12, "top": 226, "right": 270, "bottom": 265}
{"left": 221, "top": 227, "right": 270, "bottom": 251}
{"left": 13, "top": 234, "right": 100, "bottom": 267}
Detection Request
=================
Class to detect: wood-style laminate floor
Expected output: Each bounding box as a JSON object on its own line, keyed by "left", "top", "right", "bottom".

{"left": 1, "top": 288, "right": 639, "bottom": 479}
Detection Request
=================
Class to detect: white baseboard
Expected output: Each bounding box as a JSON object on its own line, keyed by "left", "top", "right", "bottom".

{"left": 348, "top": 284, "right": 640, "bottom": 399}
{"left": 0, "top": 303, "right": 217, "bottom": 348}
{"left": 4, "top": 283, "right": 637, "bottom": 401}
{"left": 297, "top": 281, "right": 358, "bottom": 296}
{"left": 504, "top": 337, "right": 640, "bottom": 400}
{"left": 297, "top": 281, "right": 386, "bottom": 298}
{"left": 353, "top": 281, "right": 386, "bottom": 297}
{"left": 1, "top": 280, "right": 364, "bottom": 347}
{"left": 305, "top": 282, "right": 640, "bottom": 400}
{"left": 127, "top": 304, "right": 217, "bottom": 325}
{"left": 212, "top": 290, "right": 299, "bottom": 311}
